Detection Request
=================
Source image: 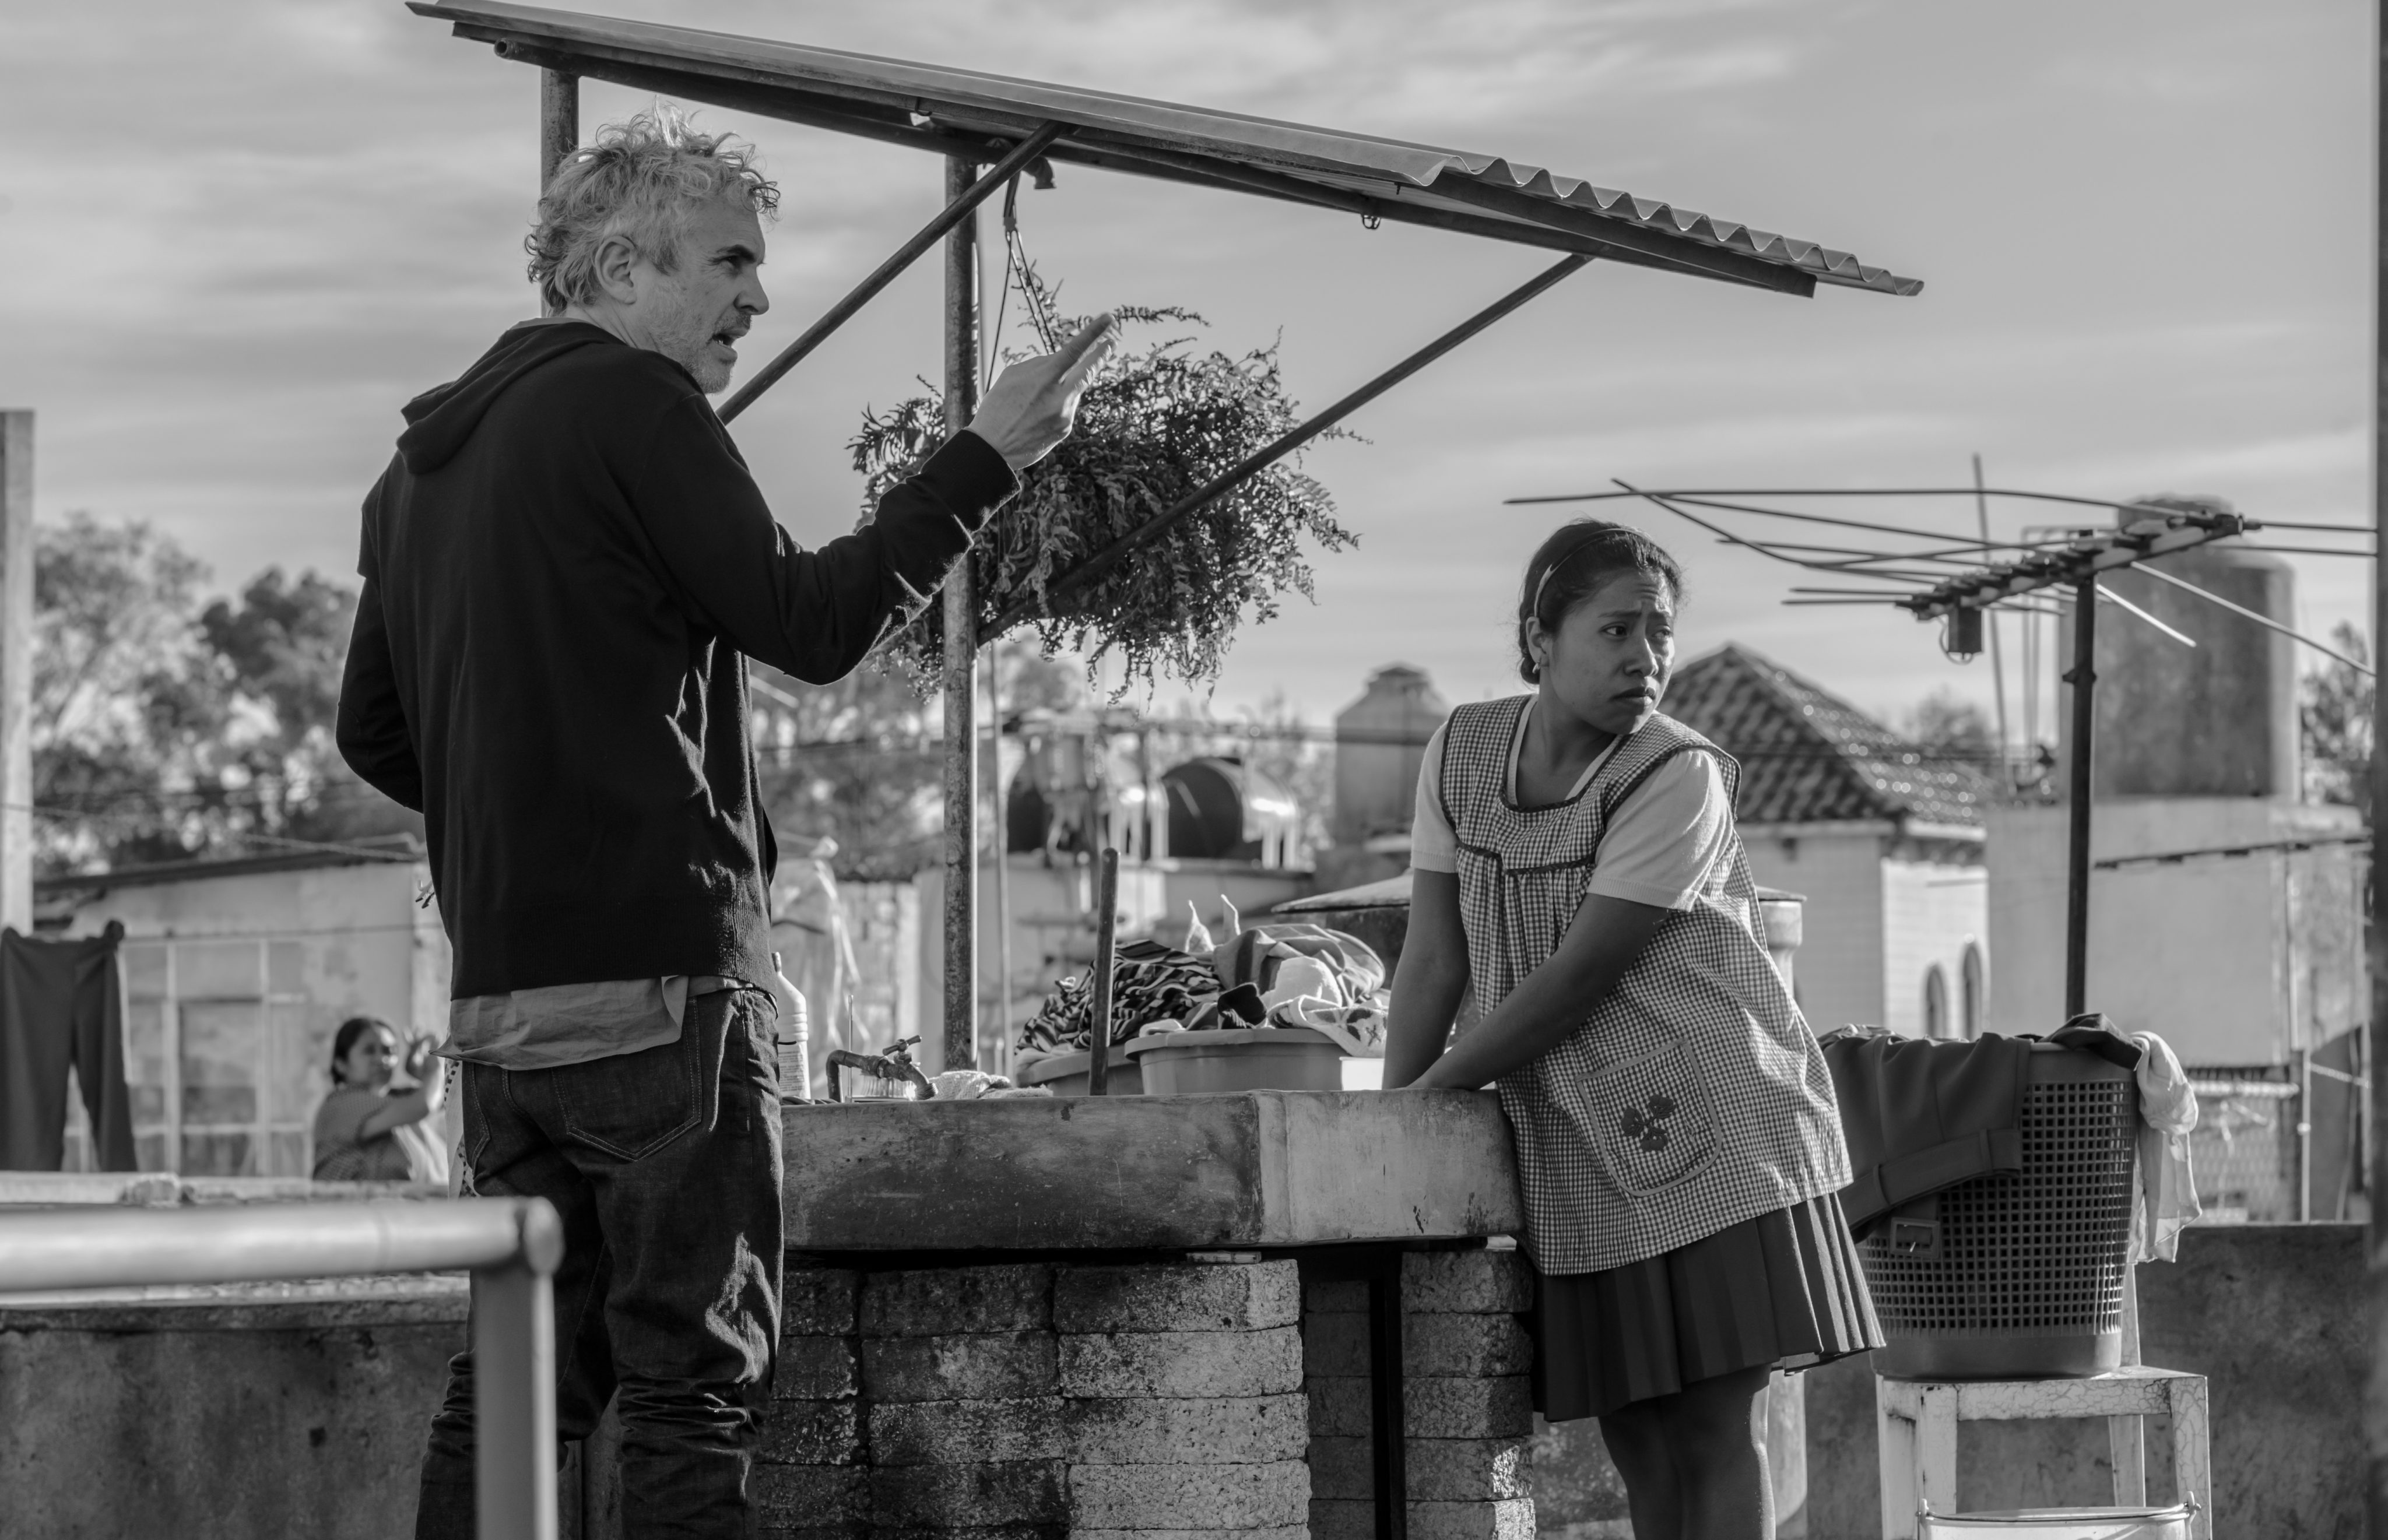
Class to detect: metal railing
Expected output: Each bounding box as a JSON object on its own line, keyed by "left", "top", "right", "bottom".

{"left": 0, "top": 1197, "right": 562, "bottom": 1539}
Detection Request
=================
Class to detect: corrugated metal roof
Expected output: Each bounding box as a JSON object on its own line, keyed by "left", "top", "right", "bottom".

{"left": 1666, "top": 644, "right": 1989, "bottom": 831}
{"left": 411, "top": 1, "right": 1922, "bottom": 299}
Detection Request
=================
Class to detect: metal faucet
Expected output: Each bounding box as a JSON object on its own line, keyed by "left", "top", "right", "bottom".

{"left": 823, "top": 1035, "right": 936, "bottom": 1102}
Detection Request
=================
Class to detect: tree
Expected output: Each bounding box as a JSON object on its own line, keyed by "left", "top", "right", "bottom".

{"left": 32, "top": 514, "right": 416, "bottom": 873}
{"left": 750, "top": 662, "right": 943, "bottom": 883}
{"left": 1902, "top": 688, "right": 1995, "bottom": 756}
{"left": 34, "top": 511, "right": 231, "bottom": 869}
{"left": 205, "top": 568, "right": 424, "bottom": 849}
{"left": 2301, "top": 623, "right": 2371, "bottom": 821}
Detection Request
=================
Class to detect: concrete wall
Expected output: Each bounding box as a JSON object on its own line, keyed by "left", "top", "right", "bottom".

{"left": 1878, "top": 855, "right": 1988, "bottom": 1040}
{"left": 50, "top": 858, "right": 450, "bottom": 1176}
{"left": 0, "top": 1280, "right": 463, "bottom": 1540}
{"left": 1743, "top": 828, "right": 1887, "bottom": 1034}
{"left": 1803, "top": 1223, "right": 2364, "bottom": 1539}
{"left": 1986, "top": 800, "right": 2365, "bottom": 1060}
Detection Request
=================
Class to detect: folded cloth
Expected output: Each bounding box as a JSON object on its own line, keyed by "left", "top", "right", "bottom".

{"left": 1818, "top": 1026, "right": 2034, "bottom": 1237}
{"left": 1214, "top": 922, "right": 1387, "bottom": 1001}
{"left": 2048, "top": 1011, "right": 2146, "bottom": 1070}
{"left": 2129, "top": 1031, "right": 2201, "bottom": 1263}
{"left": 1013, "top": 938, "right": 1261, "bottom": 1056}
{"left": 1217, "top": 922, "right": 1390, "bottom": 1054}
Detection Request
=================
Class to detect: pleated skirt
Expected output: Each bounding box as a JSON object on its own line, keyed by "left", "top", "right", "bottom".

{"left": 1532, "top": 1191, "right": 1883, "bottom": 1422}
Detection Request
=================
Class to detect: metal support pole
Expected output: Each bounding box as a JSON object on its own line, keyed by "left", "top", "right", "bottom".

{"left": 940, "top": 155, "right": 981, "bottom": 1071}
{"left": 0, "top": 412, "right": 31, "bottom": 937}
{"left": 2373, "top": 4, "right": 2388, "bottom": 1524}
{"left": 1365, "top": 1246, "right": 1410, "bottom": 1540}
{"left": 979, "top": 253, "right": 1591, "bottom": 643}
{"left": 1973, "top": 453, "right": 2011, "bottom": 782}
{"left": 538, "top": 69, "right": 578, "bottom": 315}
{"left": 988, "top": 637, "right": 1013, "bottom": 1075}
{"left": 2063, "top": 574, "right": 2096, "bottom": 1018}
{"left": 474, "top": 1252, "right": 561, "bottom": 1539}
{"left": 1087, "top": 847, "right": 1119, "bottom": 1096}
{"left": 719, "top": 123, "right": 1062, "bottom": 424}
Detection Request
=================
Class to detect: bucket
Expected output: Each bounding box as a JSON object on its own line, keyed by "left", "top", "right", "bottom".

{"left": 1012, "top": 1049, "right": 1146, "bottom": 1098}
{"left": 1918, "top": 1501, "right": 2196, "bottom": 1539}
{"left": 1123, "top": 1027, "right": 1345, "bottom": 1095}
{"left": 1863, "top": 1043, "right": 2139, "bottom": 1380}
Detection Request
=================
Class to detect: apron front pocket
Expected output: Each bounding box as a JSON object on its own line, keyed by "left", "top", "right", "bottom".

{"left": 1578, "top": 1040, "right": 1719, "bottom": 1197}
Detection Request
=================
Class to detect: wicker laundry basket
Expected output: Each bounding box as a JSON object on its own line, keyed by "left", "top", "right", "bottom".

{"left": 1863, "top": 1043, "right": 2140, "bottom": 1380}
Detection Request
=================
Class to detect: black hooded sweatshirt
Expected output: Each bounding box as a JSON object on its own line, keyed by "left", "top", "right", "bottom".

{"left": 338, "top": 320, "right": 1014, "bottom": 999}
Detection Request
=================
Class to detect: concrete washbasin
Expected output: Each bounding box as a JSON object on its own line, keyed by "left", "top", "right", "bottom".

{"left": 781, "top": 1087, "right": 1523, "bottom": 1251}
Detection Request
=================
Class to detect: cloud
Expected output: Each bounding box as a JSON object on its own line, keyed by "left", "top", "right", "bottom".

{"left": 0, "top": 0, "right": 2369, "bottom": 730}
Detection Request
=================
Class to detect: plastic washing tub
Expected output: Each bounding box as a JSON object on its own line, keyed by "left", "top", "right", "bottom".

{"left": 1123, "top": 1028, "right": 1345, "bottom": 1095}
{"left": 1012, "top": 1049, "right": 1144, "bottom": 1098}
{"left": 1917, "top": 1502, "right": 2196, "bottom": 1539}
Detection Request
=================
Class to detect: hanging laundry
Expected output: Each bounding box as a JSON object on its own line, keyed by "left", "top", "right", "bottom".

{"left": 2127, "top": 1030, "right": 2203, "bottom": 1262}
{"left": 0, "top": 922, "right": 138, "bottom": 1171}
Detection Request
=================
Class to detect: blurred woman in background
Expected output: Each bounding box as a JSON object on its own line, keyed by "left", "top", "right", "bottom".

{"left": 311, "top": 1015, "right": 448, "bottom": 1184}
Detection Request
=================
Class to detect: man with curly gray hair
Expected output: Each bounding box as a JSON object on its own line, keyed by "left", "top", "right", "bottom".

{"left": 339, "top": 107, "right": 1112, "bottom": 1537}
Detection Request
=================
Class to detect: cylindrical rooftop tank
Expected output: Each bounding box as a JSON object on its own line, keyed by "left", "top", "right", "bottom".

{"left": 1160, "top": 757, "right": 1297, "bottom": 863}
{"left": 1332, "top": 664, "right": 1450, "bottom": 846}
{"left": 2057, "top": 495, "right": 2298, "bottom": 799}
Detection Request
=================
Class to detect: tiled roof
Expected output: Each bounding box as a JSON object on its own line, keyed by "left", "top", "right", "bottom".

{"left": 1665, "top": 645, "right": 1990, "bottom": 831}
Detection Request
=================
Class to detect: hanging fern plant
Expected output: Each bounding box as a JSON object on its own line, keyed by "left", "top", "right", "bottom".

{"left": 849, "top": 267, "right": 1355, "bottom": 694}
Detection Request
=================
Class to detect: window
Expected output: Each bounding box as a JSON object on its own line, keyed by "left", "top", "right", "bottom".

{"left": 1960, "top": 944, "right": 1986, "bottom": 1041}
{"left": 83, "top": 938, "right": 321, "bottom": 1176}
{"left": 1922, "top": 964, "right": 1950, "bottom": 1040}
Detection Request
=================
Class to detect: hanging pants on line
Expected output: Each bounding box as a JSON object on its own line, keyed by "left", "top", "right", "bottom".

{"left": 0, "top": 920, "right": 137, "bottom": 1170}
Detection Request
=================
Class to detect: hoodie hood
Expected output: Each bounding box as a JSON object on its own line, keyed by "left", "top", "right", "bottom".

{"left": 396, "top": 320, "right": 621, "bottom": 474}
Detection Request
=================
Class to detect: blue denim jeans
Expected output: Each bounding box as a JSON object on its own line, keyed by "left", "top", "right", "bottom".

{"left": 415, "top": 987, "right": 782, "bottom": 1538}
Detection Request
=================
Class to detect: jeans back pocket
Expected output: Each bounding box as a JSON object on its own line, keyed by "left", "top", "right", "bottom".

{"left": 553, "top": 1026, "right": 705, "bottom": 1162}
{"left": 1579, "top": 1040, "right": 1720, "bottom": 1197}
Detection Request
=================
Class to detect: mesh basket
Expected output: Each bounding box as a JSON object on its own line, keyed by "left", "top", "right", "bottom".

{"left": 1863, "top": 1045, "right": 2138, "bottom": 1380}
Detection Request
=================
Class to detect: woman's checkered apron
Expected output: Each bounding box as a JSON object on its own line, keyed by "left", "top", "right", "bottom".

{"left": 1439, "top": 698, "right": 1851, "bottom": 1275}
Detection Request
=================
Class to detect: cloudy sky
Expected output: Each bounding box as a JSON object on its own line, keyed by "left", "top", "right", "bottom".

{"left": 2, "top": 0, "right": 2371, "bottom": 737}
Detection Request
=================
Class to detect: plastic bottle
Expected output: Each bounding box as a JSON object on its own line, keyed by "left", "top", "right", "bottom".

{"left": 771, "top": 951, "right": 810, "bottom": 1105}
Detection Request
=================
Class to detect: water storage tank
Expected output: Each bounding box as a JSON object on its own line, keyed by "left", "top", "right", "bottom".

{"left": 2057, "top": 495, "right": 2298, "bottom": 799}
{"left": 1161, "top": 757, "right": 1298, "bottom": 865}
{"left": 1332, "top": 664, "right": 1449, "bottom": 846}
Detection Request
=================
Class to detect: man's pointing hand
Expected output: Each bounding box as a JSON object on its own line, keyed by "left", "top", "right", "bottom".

{"left": 964, "top": 314, "right": 1119, "bottom": 474}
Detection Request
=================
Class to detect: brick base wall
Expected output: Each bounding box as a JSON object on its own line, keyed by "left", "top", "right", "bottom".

{"left": 1301, "top": 1248, "right": 1537, "bottom": 1540}
{"left": 762, "top": 1257, "right": 1310, "bottom": 1538}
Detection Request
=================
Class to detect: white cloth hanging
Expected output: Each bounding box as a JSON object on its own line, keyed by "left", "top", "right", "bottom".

{"left": 2129, "top": 1031, "right": 2203, "bottom": 1263}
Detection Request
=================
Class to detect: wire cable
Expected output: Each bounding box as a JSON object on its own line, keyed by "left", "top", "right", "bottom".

{"left": 2131, "top": 564, "right": 2372, "bottom": 675}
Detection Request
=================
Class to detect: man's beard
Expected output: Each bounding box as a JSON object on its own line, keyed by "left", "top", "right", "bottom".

{"left": 652, "top": 293, "right": 735, "bottom": 394}
{"left": 675, "top": 332, "right": 734, "bottom": 395}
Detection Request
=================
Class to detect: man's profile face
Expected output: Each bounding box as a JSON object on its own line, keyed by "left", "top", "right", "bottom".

{"left": 627, "top": 195, "right": 770, "bottom": 394}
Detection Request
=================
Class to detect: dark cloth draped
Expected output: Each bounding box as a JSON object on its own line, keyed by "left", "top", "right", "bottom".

{"left": 0, "top": 921, "right": 137, "bottom": 1170}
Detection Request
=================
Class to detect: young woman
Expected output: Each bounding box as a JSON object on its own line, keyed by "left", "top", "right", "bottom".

{"left": 311, "top": 1015, "right": 449, "bottom": 1184}
{"left": 1385, "top": 521, "right": 1878, "bottom": 1540}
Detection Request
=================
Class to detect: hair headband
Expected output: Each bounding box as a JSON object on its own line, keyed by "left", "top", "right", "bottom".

{"left": 1528, "top": 530, "right": 1618, "bottom": 620}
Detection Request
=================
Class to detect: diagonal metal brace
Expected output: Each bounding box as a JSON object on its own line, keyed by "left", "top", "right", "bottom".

{"left": 719, "top": 121, "right": 1066, "bottom": 423}
{"left": 977, "top": 252, "right": 1592, "bottom": 644}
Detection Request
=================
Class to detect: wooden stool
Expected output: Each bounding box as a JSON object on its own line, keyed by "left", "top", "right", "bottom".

{"left": 1874, "top": 1365, "right": 2210, "bottom": 1539}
